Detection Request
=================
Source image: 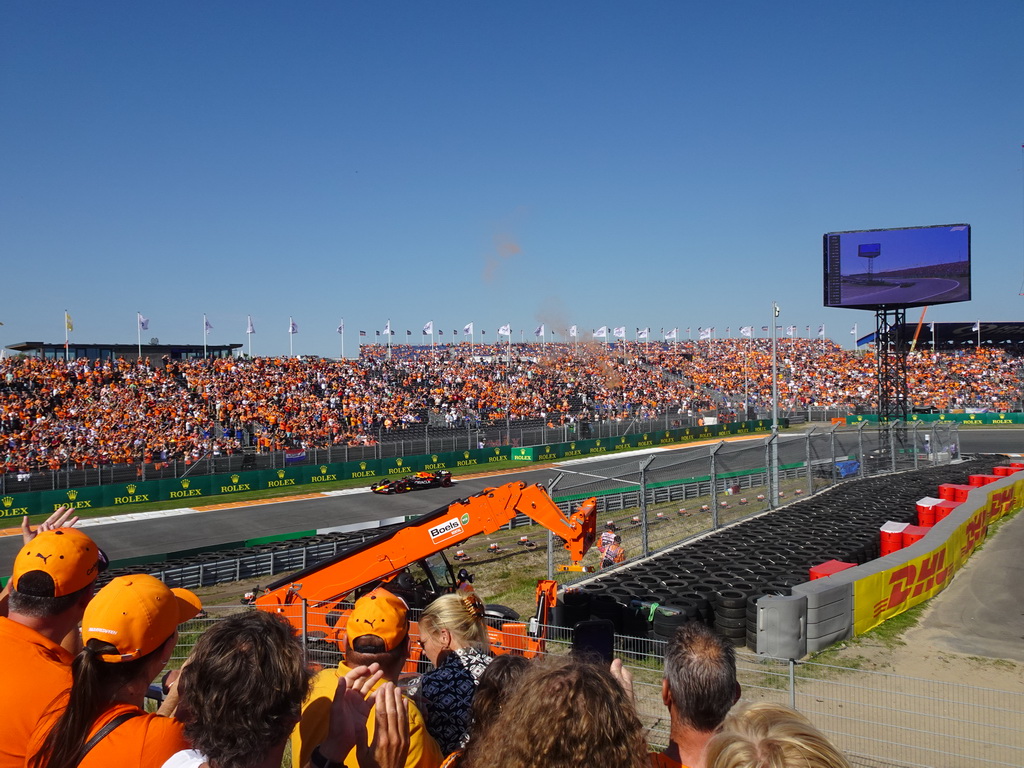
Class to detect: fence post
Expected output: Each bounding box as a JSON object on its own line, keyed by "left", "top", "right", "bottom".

{"left": 301, "top": 598, "right": 309, "bottom": 660}
{"left": 805, "top": 427, "right": 816, "bottom": 496}
{"left": 764, "top": 437, "right": 775, "bottom": 508}
{"left": 710, "top": 443, "right": 722, "bottom": 528}
{"left": 912, "top": 422, "right": 921, "bottom": 469}
{"left": 640, "top": 456, "right": 655, "bottom": 556}
{"left": 857, "top": 421, "right": 868, "bottom": 477}
{"left": 829, "top": 423, "right": 839, "bottom": 485}
{"left": 789, "top": 658, "right": 796, "bottom": 709}
{"left": 889, "top": 422, "right": 899, "bottom": 473}
{"left": 546, "top": 474, "right": 562, "bottom": 581}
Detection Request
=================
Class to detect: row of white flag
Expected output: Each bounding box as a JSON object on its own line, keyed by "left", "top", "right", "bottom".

{"left": 127, "top": 314, "right": 985, "bottom": 339}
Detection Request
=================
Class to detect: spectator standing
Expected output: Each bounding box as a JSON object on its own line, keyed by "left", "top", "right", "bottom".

{"left": 161, "top": 610, "right": 311, "bottom": 768}
{"left": 292, "top": 588, "right": 441, "bottom": 768}
{"left": 600, "top": 535, "right": 626, "bottom": 569}
{"left": 26, "top": 574, "right": 202, "bottom": 768}
{"left": 406, "top": 592, "right": 493, "bottom": 756}
{"left": 652, "top": 622, "right": 741, "bottom": 768}
{"left": 706, "top": 702, "right": 852, "bottom": 768}
{"left": 0, "top": 526, "right": 101, "bottom": 768}
{"left": 460, "top": 654, "right": 648, "bottom": 768}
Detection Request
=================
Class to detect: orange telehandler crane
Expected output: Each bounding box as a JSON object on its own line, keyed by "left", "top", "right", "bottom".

{"left": 254, "top": 481, "right": 597, "bottom": 661}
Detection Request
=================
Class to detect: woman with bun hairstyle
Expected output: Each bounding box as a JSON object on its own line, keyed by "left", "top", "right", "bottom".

{"left": 406, "top": 590, "right": 493, "bottom": 756}
{"left": 26, "top": 574, "right": 202, "bottom": 768}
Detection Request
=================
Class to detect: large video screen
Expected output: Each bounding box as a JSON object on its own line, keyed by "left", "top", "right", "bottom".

{"left": 823, "top": 224, "right": 970, "bottom": 310}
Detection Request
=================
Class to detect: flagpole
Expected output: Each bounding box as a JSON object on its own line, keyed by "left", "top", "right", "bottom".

{"left": 341, "top": 319, "right": 345, "bottom": 360}
{"left": 247, "top": 316, "right": 253, "bottom": 358}
{"left": 289, "top": 317, "right": 294, "bottom": 358}
{"left": 203, "top": 314, "right": 208, "bottom": 359}
{"left": 137, "top": 312, "right": 142, "bottom": 360}
{"left": 64, "top": 310, "right": 69, "bottom": 361}
{"left": 852, "top": 323, "right": 857, "bottom": 351}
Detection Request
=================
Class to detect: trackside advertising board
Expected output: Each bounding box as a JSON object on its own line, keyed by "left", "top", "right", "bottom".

{"left": 852, "top": 475, "right": 1024, "bottom": 635}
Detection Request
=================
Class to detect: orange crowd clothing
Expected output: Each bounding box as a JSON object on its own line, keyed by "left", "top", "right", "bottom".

{"left": 24, "top": 702, "right": 188, "bottom": 768}
{"left": 0, "top": 616, "right": 73, "bottom": 768}
{"left": 649, "top": 752, "right": 691, "bottom": 768}
{"left": 292, "top": 662, "right": 442, "bottom": 768}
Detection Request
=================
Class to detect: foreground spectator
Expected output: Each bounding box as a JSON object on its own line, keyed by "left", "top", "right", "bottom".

{"left": 445, "top": 654, "right": 531, "bottom": 768}
{"left": 162, "top": 610, "right": 311, "bottom": 768}
{"left": 460, "top": 654, "right": 649, "bottom": 768}
{"left": 706, "top": 702, "right": 852, "bottom": 768}
{"left": 292, "top": 588, "right": 442, "bottom": 768}
{"left": 653, "top": 622, "right": 741, "bottom": 768}
{"left": 0, "top": 526, "right": 102, "bottom": 768}
{"left": 26, "top": 574, "right": 201, "bottom": 768}
{"left": 406, "top": 592, "right": 493, "bottom": 755}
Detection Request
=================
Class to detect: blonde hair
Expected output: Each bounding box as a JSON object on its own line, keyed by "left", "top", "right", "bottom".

{"left": 419, "top": 592, "right": 489, "bottom": 652}
{"left": 707, "top": 702, "right": 852, "bottom": 768}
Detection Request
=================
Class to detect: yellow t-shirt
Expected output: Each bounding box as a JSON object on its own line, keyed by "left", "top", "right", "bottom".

{"left": 292, "top": 663, "right": 442, "bottom": 768}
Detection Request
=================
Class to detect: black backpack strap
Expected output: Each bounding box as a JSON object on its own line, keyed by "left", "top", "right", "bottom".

{"left": 77, "top": 711, "right": 142, "bottom": 765}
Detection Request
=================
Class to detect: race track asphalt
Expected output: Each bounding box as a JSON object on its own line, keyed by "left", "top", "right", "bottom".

{"left": 3, "top": 429, "right": 1023, "bottom": 663}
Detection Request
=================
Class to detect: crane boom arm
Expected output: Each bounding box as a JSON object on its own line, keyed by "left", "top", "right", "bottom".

{"left": 255, "top": 481, "right": 596, "bottom": 610}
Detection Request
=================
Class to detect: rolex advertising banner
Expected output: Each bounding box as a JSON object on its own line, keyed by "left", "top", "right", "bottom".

{"left": 379, "top": 454, "right": 424, "bottom": 477}
{"left": 39, "top": 486, "right": 106, "bottom": 514}
{"left": 262, "top": 467, "right": 304, "bottom": 491}
{"left": 212, "top": 471, "right": 264, "bottom": 496}
{"left": 103, "top": 480, "right": 162, "bottom": 509}
{"left": 420, "top": 452, "right": 459, "bottom": 472}
{"left": 0, "top": 491, "right": 41, "bottom": 519}
{"left": 301, "top": 463, "right": 345, "bottom": 486}
{"left": 159, "top": 475, "right": 213, "bottom": 503}
{"left": 345, "top": 459, "right": 382, "bottom": 482}
{"left": 511, "top": 446, "right": 536, "bottom": 462}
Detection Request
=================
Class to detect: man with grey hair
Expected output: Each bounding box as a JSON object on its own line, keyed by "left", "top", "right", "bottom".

{"left": 651, "top": 622, "right": 741, "bottom": 768}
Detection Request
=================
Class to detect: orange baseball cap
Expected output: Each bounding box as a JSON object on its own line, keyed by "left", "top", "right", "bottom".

{"left": 12, "top": 528, "right": 103, "bottom": 598}
{"left": 347, "top": 588, "right": 409, "bottom": 652}
{"left": 83, "top": 575, "right": 202, "bottom": 663}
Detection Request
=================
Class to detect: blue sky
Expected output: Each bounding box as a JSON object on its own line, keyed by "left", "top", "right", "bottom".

{"left": 2, "top": 2, "right": 1022, "bottom": 356}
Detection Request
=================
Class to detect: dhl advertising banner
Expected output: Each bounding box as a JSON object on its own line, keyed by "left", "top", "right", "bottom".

{"left": 853, "top": 474, "right": 1024, "bottom": 635}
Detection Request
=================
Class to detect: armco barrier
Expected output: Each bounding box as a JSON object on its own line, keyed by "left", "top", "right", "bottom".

{"left": 0, "top": 419, "right": 778, "bottom": 519}
{"left": 756, "top": 470, "right": 1024, "bottom": 657}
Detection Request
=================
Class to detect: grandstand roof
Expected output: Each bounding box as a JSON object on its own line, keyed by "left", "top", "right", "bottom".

{"left": 5, "top": 341, "right": 243, "bottom": 361}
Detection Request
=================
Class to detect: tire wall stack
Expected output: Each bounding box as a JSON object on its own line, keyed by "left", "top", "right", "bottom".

{"left": 758, "top": 468, "right": 1024, "bottom": 657}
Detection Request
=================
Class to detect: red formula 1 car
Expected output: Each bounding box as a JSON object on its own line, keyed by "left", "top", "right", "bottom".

{"left": 370, "top": 470, "right": 454, "bottom": 494}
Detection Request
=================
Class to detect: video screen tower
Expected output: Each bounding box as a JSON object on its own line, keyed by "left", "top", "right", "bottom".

{"left": 823, "top": 224, "right": 971, "bottom": 421}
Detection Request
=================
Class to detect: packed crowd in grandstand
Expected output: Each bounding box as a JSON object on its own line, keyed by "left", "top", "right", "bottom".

{"left": 1, "top": 340, "right": 1020, "bottom": 474}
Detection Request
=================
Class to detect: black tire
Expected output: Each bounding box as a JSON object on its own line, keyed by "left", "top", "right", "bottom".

{"left": 714, "top": 614, "right": 746, "bottom": 630}
{"left": 483, "top": 603, "right": 520, "bottom": 621}
{"left": 715, "top": 605, "right": 747, "bottom": 620}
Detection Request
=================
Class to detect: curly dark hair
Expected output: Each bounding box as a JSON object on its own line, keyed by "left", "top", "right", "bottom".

{"left": 176, "top": 611, "right": 312, "bottom": 768}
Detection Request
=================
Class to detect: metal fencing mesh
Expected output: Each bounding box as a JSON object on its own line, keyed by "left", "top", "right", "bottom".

{"left": 166, "top": 609, "right": 1023, "bottom": 768}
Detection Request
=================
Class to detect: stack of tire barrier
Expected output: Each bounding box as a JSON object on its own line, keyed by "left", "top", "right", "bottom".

{"left": 558, "top": 459, "right": 993, "bottom": 652}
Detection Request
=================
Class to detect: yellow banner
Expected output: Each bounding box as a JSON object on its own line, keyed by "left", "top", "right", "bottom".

{"left": 853, "top": 474, "right": 1024, "bottom": 635}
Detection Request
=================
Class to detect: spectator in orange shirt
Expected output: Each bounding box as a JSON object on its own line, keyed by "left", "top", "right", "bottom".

{"left": 0, "top": 522, "right": 101, "bottom": 768}
{"left": 26, "top": 575, "right": 202, "bottom": 768}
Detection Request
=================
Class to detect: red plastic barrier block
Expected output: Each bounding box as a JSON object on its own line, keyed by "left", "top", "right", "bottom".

{"left": 938, "top": 483, "right": 972, "bottom": 502}
{"left": 809, "top": 559, "right": 856, "bottom": 580}
{"left": 992, "top": 466, "right": 1019, "bottom": 476}
{"left": 915, "top": 496, "right": 941, "bottom": 527}
{"left": 934, "top": 500, "right": 961, "bottom": 522}
{"left": 968, "top": 474, "right": 1000, "bottom": 487}
{"left": 880, "top": 521, "right": 910, "bottom": 556}
{"left": 901, "top": 524, "right": 929, "bottom": 548}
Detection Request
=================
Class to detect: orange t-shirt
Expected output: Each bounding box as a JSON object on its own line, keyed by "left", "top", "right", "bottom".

{"left": 649, "top": 753, "right": 690, "bottom": 768}
{"left": 24, "top": 702, "right": 188, "bottom": 768}
{"left": 0, "top": 616, "right": 73, "bottom": 768}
